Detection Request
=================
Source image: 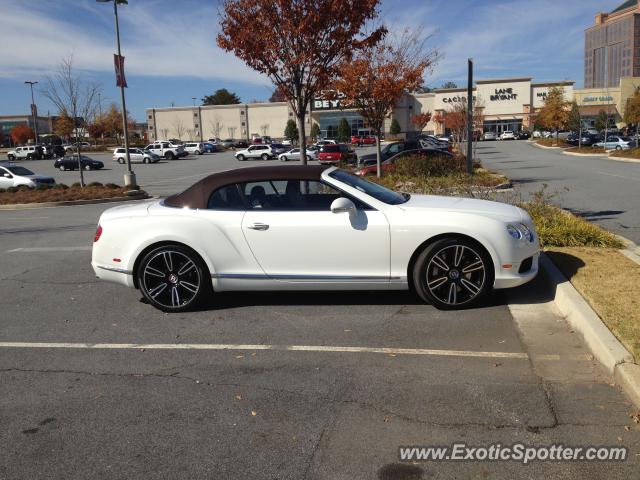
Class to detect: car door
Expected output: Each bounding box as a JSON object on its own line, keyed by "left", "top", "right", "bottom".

{"left": 128, "top": 148, "right": 142, "bottom": 162}
{"left": 241, "top": 178, "right": 390, "bottom": 283}
{"left": 0, "top": 167, "right": 14, "bottom": 188}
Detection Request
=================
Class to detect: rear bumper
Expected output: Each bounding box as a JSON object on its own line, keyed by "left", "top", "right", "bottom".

{"left": 92, "top": 261, "right": 135, "bottom": 287}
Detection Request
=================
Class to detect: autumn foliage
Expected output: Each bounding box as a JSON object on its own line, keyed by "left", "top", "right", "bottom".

{"left": 10, "top": 124, "right": 34, "bottom": 145}
{"left": 217, "top": 0, "right": 385, "bottom": 163}
{"left": 411, "top": 112, "right": 432, "bottom": 131}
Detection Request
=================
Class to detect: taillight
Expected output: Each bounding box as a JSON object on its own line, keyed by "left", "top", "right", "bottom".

{"left": 94, "top": 225, "right": 102, "bottom": 242}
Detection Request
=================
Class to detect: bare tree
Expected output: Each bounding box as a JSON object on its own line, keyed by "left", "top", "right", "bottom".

{"left": 43, "top": 55, "right": 101, "bottom": 187}
{"left": 260, "top": 124, "right": 269, "bottom": 136}
{"left": 209, "top": 117, "right": 224, "bottom": 138}
{"left": 160, "top": 128, "right": 169, "bottom": 140}
{"left": 227, "top": 126, "right": 237, "bottom": 139}
{"left": 172, "top": 119, "right": 186, "bottom": 141}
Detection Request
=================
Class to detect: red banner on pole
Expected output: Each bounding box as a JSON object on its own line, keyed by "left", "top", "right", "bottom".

{"left": 114, "top": 54, "right": 128, "bottom": 88}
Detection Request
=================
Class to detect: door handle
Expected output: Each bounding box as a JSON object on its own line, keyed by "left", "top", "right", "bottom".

{"left": 247, "top": 223, "right": 269, "bottom": 231}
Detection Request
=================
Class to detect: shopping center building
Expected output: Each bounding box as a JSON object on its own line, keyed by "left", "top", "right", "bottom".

{"left": 146, "top": 77, "right": 575, "bottom": 142}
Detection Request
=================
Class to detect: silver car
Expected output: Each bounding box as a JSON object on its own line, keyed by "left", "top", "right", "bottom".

{"left": 278, "top": 148, "right": 318, "bottom": 161}
{"left": 482, "top": 131, "right": 497, "bottom": 141}
{"left": 113, "top": 147, "right": 160, "bottom": 164}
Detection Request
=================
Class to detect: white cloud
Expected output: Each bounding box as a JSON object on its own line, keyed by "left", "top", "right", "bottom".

{"left": 0, "top": 0, "right": 269, "bottom": 85}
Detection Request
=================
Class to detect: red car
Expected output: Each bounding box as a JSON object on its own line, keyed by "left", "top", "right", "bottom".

{"left": 355, "top": 148, "right": 454, "bottom": 176}
{"left": 317, "top": 144, "right": 358, "bottom": 165}
{"left": 351, "top": 135, "right": 377, "bottom": 146}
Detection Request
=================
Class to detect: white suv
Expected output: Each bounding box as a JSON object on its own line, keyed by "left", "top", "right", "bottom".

{"left": 7, "top": 146, "right": 40, "bottom": 161}
{"left": 145, "top": 141, "right": 186, "bottom": 160}
{"left": 235, "top": 144, "right": 275, "bottom": 161}
{"left": 183, "top": 142, "right": 204, "bottom": 155}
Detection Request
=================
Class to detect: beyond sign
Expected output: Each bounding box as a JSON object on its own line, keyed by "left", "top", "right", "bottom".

{"left": 490, "top": 88, "right": 517, "bottom": 101}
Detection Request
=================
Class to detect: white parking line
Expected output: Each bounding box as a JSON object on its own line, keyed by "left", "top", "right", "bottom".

{"left": 7, "top": 246, "right": 92, "bottom": 253}
{"left": 0, "top": 341, "right": 529, "bottom": 359}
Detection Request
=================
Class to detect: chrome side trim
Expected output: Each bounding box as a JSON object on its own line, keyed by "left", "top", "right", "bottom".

{"left": 97, "top": 265, "right": 133, "bottom": 275}
{"left": 212, "top": 273, "right": 401, "bottom": 281}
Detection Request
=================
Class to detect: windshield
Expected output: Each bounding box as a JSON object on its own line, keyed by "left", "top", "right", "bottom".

{"left": 7, "top": 166, "right": 34, "bottom": 176}
{"left": 328, "top": 169, "right": 408, "bottom": 205}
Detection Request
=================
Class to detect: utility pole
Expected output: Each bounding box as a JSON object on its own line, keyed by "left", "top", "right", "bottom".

{"left": 466, "top": 59, "right": 474, "bottom": 175}
{"left": 97, "top": 0, "right": 136, "bottom": 188}
{"left": 25, "top": 81, "right": 38, "bottom": 145}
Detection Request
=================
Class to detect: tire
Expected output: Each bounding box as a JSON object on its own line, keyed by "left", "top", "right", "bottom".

{"left": 59, "top": 165, "right": 66, "bottom": 171}
{"left": 27, "top": 154, "right": 33, "bottom": 160}
{"left": 261, "top": 153, "right": 270, "bottom": 161}
{"left": 117, "top": 157, "right": 125, "bottom": 164}
{"left": 165, "top": 152, "right": 175, "bottom": 160}
{"left": 137, "top": 244, "right": 211, "bottom": 312}
{"left": 84, "top": 165, "right": 92, "bottom": 171}
{"left": 7, "top": 155, "right": 15, "bottom": 161}
{"left": 280, "top": 156, "right": 287, "bottom": 162}
{"left": 197, "top": 150, "right": 202, "bottom": 155}
{"left": 616, "top": 145, "right": 622, "bottom": 150}
{"left": 143, "top": 158, "right": 148, "bottom": 164}
{"left": 412, "top": 237, "right": 493, "bottom": 310}
{"left": 237, "top": 154, "right": 246, "bottom": 161}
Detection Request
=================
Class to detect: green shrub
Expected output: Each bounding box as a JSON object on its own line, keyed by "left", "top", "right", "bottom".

{"left": 393, "top": 154, "right": 465, "bottom": 177}
{"left": 71, "top": 182, "right": 81, "bottom": 188}
{"left": 87, "top": 182, "right": 103, "bottom": 187}
{"left": 104, "top": 183, "right": 120, "bottom": 189}
{"left": 519, "top": 190, "right": 624, "bottom": 248}
{"left": 35, "top": 184, "right": 50, "bottom": 191}
{"left": 17, "top": 185, "right": 30, "bottom": 192}
{"left": 52, "top": 183, "right": 69, "bottom": 190}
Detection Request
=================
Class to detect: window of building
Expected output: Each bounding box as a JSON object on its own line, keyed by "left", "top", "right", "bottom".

{"left": 194, "top": 113, "right": 198, "bottom": 117}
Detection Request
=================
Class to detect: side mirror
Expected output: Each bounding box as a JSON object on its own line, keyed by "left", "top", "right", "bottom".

{"left": 3, "top": 173, "right": 11, "bottom": 178}
{"left": 331, "top": 197, "right": 356, "bottom": 215}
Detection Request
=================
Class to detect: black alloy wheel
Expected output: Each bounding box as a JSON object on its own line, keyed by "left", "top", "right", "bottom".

{"left": 413, "top": 238, "right": 493, "bottom": 310}
{"left": 138, "top": 245, "right": 211, "bottom": 312}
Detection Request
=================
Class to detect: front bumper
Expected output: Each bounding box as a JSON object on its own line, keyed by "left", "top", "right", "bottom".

{"left": 493, "top": 251, "right": 539, "bottom": 289}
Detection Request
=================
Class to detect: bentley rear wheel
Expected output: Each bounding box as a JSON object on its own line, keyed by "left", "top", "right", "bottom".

{"left": 138, "top": 244, "right": 211, "bottom": 312}
{"left": 412, "top": 238, "right": 493, "bottom": 310}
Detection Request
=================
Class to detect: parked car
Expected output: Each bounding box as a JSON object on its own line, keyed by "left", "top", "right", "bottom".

{"left": 7, "top": 145, "right": 45, "bottom": 161}
{"left": 145, "top": 141, "right": 187, "bottom": 160}
{"left": 269, "top": 143, "right": 288, "bottom": 156}
{"left": 233, "top": 140, "right": 249, "bottom": 149}
{"left": 184, "top": 142, "right": 204, "bottom": 155}
{"left": 532, "top": 130, "right": 542, "bottom": 138}
{"left": 207, "top": 138, "right": 222, "bottom": 145}
{"left": 235, "top": 144, "right": 277, "bottom": 161}
{"left": 43, "top": 144, "right": 66, "bottom": 159}
{"left": 279, "top": 148, "right": 318, "bottom": 162}
{"left": 92, "top": 165, "right": 539, "bottom": 312}
{"left": 220, "top": 139, "right": 235, "bottom": 149}
{"left": 594, "top": 136, "right": 632, "bottom": 150}
{"left": 0, "top": 162, "right": 55, "bottom": 188}
{"left": 351, "top": 135, "right": 376, "bottom": 146}
{"left": 416, "top": 135, "right": 451, "bottom": 152}
{"left": 482, "top": 132, "right": 497, "bottom": 141}
{"left": 359, "top": 141, "right": 420, "bottom": 166}
{"left": 202, "top": 142, "right": 218, "bottom": 153}
{"left": 55, "top": 154, "right": 104, "bottom": 171}
{"left": 355, "top": 149, "right": 454, "bottom": 176}
{"left": 317, "top": 144, "right": 357, "bottom": 165}
{"left": 113, "top": 147, "right": 160, "bottom": 164}
{"left": 499, "top": 131, "right": 516, "bottom": 140}
{"left": 516, "top": 131, "right": 531, "bottom": 140}
{"left": 315, "top": 139, "right": 337, "bottom": 147}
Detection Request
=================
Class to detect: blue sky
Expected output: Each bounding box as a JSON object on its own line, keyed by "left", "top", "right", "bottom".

{"left": 0, "top": 0, "right": 616, "bottom": 121}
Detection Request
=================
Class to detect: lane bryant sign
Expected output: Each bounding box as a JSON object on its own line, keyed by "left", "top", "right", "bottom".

{"left": 490, "top": 87, "right": 518, "bottom": 101}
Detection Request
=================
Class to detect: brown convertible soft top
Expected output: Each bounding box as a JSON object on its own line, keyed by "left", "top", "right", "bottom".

{"left": 164, "top": 165, "right": 330, "bottom": 209}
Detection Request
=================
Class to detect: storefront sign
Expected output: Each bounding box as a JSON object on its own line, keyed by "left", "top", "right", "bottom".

{"left": 582, "top": 95, "right": 614, "bottom": 103}
{"left": 442, "top": 95, "right": 476, "bottom": 104}
{"left": 490, "top": 88, "right": 517, "bottom": 101}
{"left": 313, "top": 90, "right": 346, "bottom": 110}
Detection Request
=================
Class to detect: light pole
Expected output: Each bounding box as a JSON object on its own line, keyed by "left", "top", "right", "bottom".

{"left": 24, "top": 81, "right": 38, "bottom": 145}
{"left": 97, "top": 0, "right": 136, "bottom": 188}
{"left": 192, "top": 97, "right": 196, "bottom": 106}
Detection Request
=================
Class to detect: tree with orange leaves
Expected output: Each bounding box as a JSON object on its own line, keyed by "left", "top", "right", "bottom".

{"left": 217, "top": 0, "right": 385, "bottom": 164}
{"left": 333, "top": 30, "right": 437, "bottom": 176}
{"left": 411, "top": 112, "right": 432, "bottom": 132}
{"left": 10, "top": 124, "right": 34, "bottom": 145}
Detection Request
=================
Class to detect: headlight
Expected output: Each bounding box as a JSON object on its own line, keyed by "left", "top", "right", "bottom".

{"left": 506, "top": 224, "right": 522, "bottom": 240}
{"left": 518, "top": 223, "right": 535, "bottom": 242}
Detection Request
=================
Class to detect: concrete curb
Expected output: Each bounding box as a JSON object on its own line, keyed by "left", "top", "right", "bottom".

{"left": 530, "top": 142, "right": 566, "bottom": 150}
{"left": 562, "top": 151, "right": 607, "bottom": 157}
{"left": 606, "top": 154, "right": 640, "bottom": 163}
{"left": 540, "top": 254, "right": 634, "bottom": 374}
{"left": 0, "top": 193, "right": 151, "bottom": 211}
{"left": 540, "top": 253, "right": 640, "bottom": 407}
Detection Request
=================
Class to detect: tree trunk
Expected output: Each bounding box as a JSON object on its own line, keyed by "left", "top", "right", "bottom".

{"left": 75, "top": 123, "right": 85, "bottom": 187}
{"left": 297, "top": 112, "right": 307, "bottom": 166}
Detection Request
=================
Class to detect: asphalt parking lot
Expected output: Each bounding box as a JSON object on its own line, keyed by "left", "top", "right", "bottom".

{"left": 1, "top": 144, "right": 639, "bottom": 479}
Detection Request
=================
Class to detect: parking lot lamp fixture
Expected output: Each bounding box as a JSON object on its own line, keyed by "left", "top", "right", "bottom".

{"left": 97, "top": 0, "right": 137, "bottom": 188}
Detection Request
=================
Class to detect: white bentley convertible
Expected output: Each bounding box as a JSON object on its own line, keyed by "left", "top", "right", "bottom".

{"left": 92, "top": 165, "right": 539, "bottom": 312}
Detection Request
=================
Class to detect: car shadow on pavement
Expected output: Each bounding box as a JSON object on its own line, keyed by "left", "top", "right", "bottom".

{"left": 182, "top": 287, "right": 523, "bottom": 312}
